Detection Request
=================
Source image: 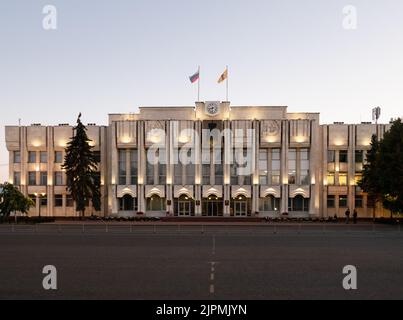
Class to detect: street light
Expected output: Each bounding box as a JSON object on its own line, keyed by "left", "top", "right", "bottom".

{"left": 34, "top": 192, "right": 46, "bottom": 217}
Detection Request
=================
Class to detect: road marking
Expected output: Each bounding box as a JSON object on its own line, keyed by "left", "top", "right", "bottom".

{"left": 210, "top": 284, "right": 215, "bottom": 294}
{"left": 210, "top": 273, "right": 215, "bottom": 281}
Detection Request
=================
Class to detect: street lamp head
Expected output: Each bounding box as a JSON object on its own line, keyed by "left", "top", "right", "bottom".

{"left": 41, "top": 192, "right": 46, "bottom": 197}
{"left": 34, "top": 192, "right": 38, "bottom": 197}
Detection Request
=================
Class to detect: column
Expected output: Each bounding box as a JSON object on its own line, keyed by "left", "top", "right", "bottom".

{"left": 195, "top": 120, "right": 202, "bottom": 216}
{"left": 280, "top": 120, "right": 289, "bottom": 214}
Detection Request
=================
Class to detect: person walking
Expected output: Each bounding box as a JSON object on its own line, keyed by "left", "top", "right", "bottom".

{"left": 353, "top": 209, "right": 358, "bottom": 224}
{"left": 345, "top": 208, "right": 350, "bottom": 224}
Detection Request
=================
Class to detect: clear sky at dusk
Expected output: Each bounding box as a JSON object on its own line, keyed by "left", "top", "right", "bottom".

{"left": 1, "top": 0, "right": 403, "bottom": 181}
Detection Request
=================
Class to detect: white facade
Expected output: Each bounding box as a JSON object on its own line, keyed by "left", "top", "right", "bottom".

{"left": 5, "top": 102, "right": 392, "bottom": 218}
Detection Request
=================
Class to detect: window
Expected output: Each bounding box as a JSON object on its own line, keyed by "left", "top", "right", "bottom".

{"left": 288, "top": 149, "right": 296, "bottom": 184}
{"left": 327, "top": 174, "right": 335, "bottom": 186}
{"left": 339, "top": 173, "right": 347, "bottom": 186}
{"left": 146, "top": 160, "right": 154, "bottom": 185}
{"left": 40, "top": 151, "right": 47, "bottom": 163}
{"left": 339, "top": 150, "right": 348, "bottom": 163}
{"left": 202, "top": 164, "right": 210, "bottom": 185}
{"left": 215, "top": 164, "right": 223, "bottom": 185}
{"left": 328, "top": 150, "right": 336, "bottom": 163}
{"left": 259, "top": 149, "right": 268, "bottom": 185}
{"left": 13, "top": 151, "right": 21, "bottom": 163}
{"left": 54, "top": 172, "right": 63, "bottom": 186}
{"left": 288, "top": 195, "right": 309, "bottom": 212}
{"left": 13, "top": 172, "right": 21, "bottom": 186}
{"left": 157, "top": 149, "right": 166, "bottom": 184}
{"left": 66, "top": 195, "right": 74, "bottom": 207}
{"left": 40, "top": 195, "right": 47, "bottom": 206}
{"left": 271, "top": 149, "right": 281, "bottom": 185}
{"left": 300, "top": 148, "right": 310, "bottom": 185}
{"left": 355, "top": 195, "right": 363, "bottom": 208}
{"left": 119, "top": 195, "right": 137, "bottom": 211}
{"left": 54, "top": 195, "right": 63, "bottom": 207}
{"left": 28, "top": 172, "right": 36, "bottom": 186}
{"left": 339, "top": 196, "right": 348, "bottom": 208}
{"left": 355, "top": 150, "right": 363, "bottom": 163}
{"left": 130, "top": 149, "right": 138, "bottom": 185}
{"left": 327, "top": 195, "right": 335, "bottom": 208}
{"left": 40, "top": 172, "right": 47, "bottom": 186}
{"left": 354, "top": 174, "right": 362, "bottom": 186}
{"left": 118, "top": 149, "right": 127, "bottom": 185}
{"left": 55, "top": 151, "right": 63, "bottom": 163}
{"left": 28, "top": 151, "right": 36, "bottom": 163}
{"left": 259, "top": 195, "right": 280, "bottom": 212}
{"left": 185, "top": 164, "right": 195, "bottom": 185}
{"left": 146, "top": 195, "right": 166, "bottom": 211}
{"left": 29, "top": 194, "right": 36, "bottom": 206}
{"left": 174, "top": 164, "right": 182, "bottom": 185}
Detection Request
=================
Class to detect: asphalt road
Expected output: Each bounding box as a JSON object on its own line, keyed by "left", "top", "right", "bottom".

{"left": 0, "top": 224, "right": 402, "bottom": 300}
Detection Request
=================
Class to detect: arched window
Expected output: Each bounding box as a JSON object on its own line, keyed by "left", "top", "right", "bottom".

{"left": 259, "top": 195, "right": 280, "bottom": 212}
{"left": 288, "top": 195, "right": 309, "bottom": 212}
{"left": 146, "top": 195, "right": 166, "bottom": 211}
{"left": 119, "top": 194, "right": 137, "bottom": 211}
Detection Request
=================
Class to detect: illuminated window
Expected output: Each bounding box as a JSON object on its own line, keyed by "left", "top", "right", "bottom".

{"left": 327, "top": 174, "right": 335, "bottom": 186}
{"left": 339, "top": 173, "right": 347, "bottom": 186}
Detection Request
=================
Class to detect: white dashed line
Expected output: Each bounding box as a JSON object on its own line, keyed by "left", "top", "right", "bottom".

{"left": 210, "top": 284, "right": 215, "bottom": 294}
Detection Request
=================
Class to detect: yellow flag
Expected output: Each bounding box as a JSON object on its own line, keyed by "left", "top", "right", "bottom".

{"left": 217, "top": 68, "right": 228, "bottom": 83}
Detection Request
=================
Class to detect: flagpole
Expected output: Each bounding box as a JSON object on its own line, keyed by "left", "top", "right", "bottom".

{"left": 226, "top": 65, "right": 229, "bottom": 102}
{"left": 198, "top": 66, "right": 200, "bottom": 102}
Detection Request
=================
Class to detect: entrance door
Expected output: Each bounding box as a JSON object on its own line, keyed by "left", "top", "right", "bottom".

{"left": 232, "top": 195, "right": 249, "bottom": 216}
{"left": 202, "top": 196, "right": 223, "bottom": 216}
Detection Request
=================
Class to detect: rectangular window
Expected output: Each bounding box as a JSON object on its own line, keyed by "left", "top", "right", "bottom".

{"left": 28, "top": 151, "right": 36, "bottom": 163}
{"left": 29, "top": 194, "right": 36, "bottom": 206}
{"left": 271, "top": 149, "right": 281, "bottom": 185}
{"left": 157, "top": 149, "right": 166, "bottom": 184}
{"left": 327, "top": 173, "right": 335, "bottom": 186}
{"left": 66, "top": 195, "right": 74, "bottom": 207}
{"left": 354, "top": 173, "right": 362, "bottom": 186}
{"left": 202, "top": 164, "right": 210, "bottom": 185}
{"left": 288, "top": 149, "right": 296, "bottom": 184}
{"left": 339, "top": 150, "right": 348, "bottom": 163}
{"left": 55, "top": 151, "right": 63, "bottom": 163}
{"left": 339, "top": 196, "right": 348, "bottom": 208}
{"left": 215, "top": 164, "right": 223, "bottom": 185}
{"left": 185, "top": 164, "right": 195, "bottom": 185}
{"left": 40, "top": 172, "right": 47, "bottom": 186}
{"left": 355, "top": 150, "right": 363, "bottom": 163}
{"left": 355, "top": 195, "right": 363, "bottom": 208}
{"left": 130, "top": 149, "right": 138, "bottom": 185}
{"left": 54, "top": 172, "right": 63, "bottom": 186}
{"left": 259, "top": 149, "right": 268, "bottom": 185}
{"left": 328, "top": 150, "right": 336, "bottom": 163}
{"left": 13, "top": 151, "right": 21, "bottom": 163}
{"left": 40, "top": 195, "right": 47, "bottom": 206}
{"left": 13, "top": 172, "right": 21, "bottom": 185}
{"left": 28, "top": 172, "right": 36, "bottom": 186}
{"left": 118, "top": 149, "right": 126, "bottom": 185}
{"left": 174, "top": 163, "right": 182, "bottom": 185}
{"left": 339, "top": 173, "right": 347, "bottom": 186}
{"left": 54, "top": 195, "right": 63, "bottom": 207}
{"left": 327, "top": 195, "right": 335, "bottom": 208}
{"left": 146, "top": 160, "right": 154, "bottom": 185}
{"left": 40, "top": 151, "right": 47, "bottom": 163}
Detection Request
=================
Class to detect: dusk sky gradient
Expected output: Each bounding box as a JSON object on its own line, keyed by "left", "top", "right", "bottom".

{"left": 1, "top": 0, "right": 403, "bottom": 181}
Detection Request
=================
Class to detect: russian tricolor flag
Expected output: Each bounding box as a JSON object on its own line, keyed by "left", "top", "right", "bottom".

{"left": 189, "top": 70, "right": 200, "bottom": 83}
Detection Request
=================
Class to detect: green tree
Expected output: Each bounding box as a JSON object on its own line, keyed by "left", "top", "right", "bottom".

{"left": 0, "top": 183, "right": 34, "bottom": 220}
{"left": 62, "top": 113, "right": 101, "bottom": 217}
{"left": 359, "top": 119, "right": 403, "bottom": 217}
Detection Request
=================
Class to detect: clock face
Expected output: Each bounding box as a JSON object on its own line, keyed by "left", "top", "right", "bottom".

{"left": 206, "top": 102, "right": 219, "bottom": 116}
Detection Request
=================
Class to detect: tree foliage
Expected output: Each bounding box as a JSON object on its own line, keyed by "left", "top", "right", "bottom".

{"left": 359, "top": 119, "right": 403, "bottom": 215}
{"left": 62, "top": 114, "right": 101, "bottom": 216}
{"left": 0, "top": 183, "right": 34, "bottom": 217}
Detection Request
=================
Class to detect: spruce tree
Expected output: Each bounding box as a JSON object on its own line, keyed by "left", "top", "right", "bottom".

{"left": 62, "top": 114, "right": 101, "bottom": 217}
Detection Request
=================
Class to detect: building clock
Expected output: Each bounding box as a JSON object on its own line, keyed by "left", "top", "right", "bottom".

{"left": 205, "top": 101, "right": 219, "bottom": 116}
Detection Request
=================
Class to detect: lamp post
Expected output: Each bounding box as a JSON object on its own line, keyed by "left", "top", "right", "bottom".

{"left": 34, "top": 192, "right": 46, "bottom": 217}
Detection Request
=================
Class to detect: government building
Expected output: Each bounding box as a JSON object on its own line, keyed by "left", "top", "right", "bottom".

{"left": 4, "top": 102, "right": 392, "bottom": 218}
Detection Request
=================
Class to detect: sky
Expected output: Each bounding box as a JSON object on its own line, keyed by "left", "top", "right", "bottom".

{"left": 1, "top": 0, "right": 403, "bottom": 181}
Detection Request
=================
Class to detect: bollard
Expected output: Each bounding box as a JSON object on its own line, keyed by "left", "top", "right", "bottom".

{"left": 153, "top": 224, "right": 156, "bottom": 234}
